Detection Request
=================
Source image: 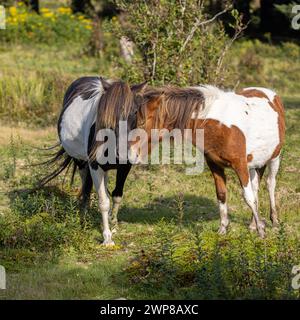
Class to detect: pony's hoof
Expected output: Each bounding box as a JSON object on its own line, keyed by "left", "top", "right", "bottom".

{"left": 218, "top": 226, "right": 227, "bottom": 235}
{"left": 258, "top": 226, "right": 266, "bottom": 238}
{"left": 102, "top": 240, "right": 115, "bottom": 246}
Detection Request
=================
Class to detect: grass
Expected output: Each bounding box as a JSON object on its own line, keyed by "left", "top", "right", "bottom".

{"left": 0, "top": 40, "right": 300, "bottom": 299}
{"left": 0, "top": 98, "right": 300, "bottom": 299}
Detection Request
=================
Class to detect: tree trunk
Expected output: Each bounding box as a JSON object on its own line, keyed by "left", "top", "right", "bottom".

{"left": 24, "top": 0, "right": 39, "bottom": 14}
{"left": 260, "top": 0, "right": 274, "bottom": 32}
{"left": 71, "top": 0, "right": 91, "bottom": 14}
{"left": 89, "top": 15, "right": 104, "bottom": 56}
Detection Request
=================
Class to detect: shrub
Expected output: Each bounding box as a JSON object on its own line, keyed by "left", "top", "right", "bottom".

{"left": 126, "top": 221, "right": 300, "bottom": 299}
{"left": 113, "top": 0, "right": 243, "bottom": 86}
{"left": 0, "top": 3, "right": 92, "bottom": 45}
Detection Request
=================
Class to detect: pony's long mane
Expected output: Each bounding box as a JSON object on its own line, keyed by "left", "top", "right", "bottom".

{"left": 96, "top": 81, "right": 134, "bottom": 129}
{"left": 89, "top": 80, "right": 134, "bottom": 161}
{"left": 140, "top": 86, "right": 205, "bottom": 130}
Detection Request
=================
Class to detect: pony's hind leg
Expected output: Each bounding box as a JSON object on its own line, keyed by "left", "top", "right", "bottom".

{"left": 110, "top": 164, "right": 132, "bottom": 231}
{"left": 207, "top": 160, "right": 229, "bottom": 235}
{"left": 89, "top": 165, "right": 114, "bottom": 245}
{"left": 249, "top": 166, "right": 266, "bottom": 231}
{"left": 267, "top": 156, "right": 280, "bottom": 227}
{"left": 233, "top": 160, "right": 266, "bottom": 238}
{"left": 78, "top": 163, "right": 93, "bottom": 213}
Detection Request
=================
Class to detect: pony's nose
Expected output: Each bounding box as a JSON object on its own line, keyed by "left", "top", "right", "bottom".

{"left": 128, "top": 150, "right": 140, "bottom": 164}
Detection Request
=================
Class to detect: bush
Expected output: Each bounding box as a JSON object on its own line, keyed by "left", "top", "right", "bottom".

{"left": 0, "top": 3, "right": 92, "bottom": 45}
{"left": 126, "top": 221, "right": 300, "bottom": 299}
{"left": 113, "top": 0, "right": 242, "bottom": 86}
{"left": 0, "top": 189, "right": 98, "bottom": 268}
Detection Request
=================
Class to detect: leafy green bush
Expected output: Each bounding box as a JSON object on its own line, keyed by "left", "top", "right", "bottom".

{"left": 228, "top": 39, "right": 300, "bottom": 94}
{"left": 0, "top": 188, "right": 98, "bottom": 269}
{"left": 0, "top": 3, "right": 92, "bottom": 45}
{"left": 113, "top": 0, "right": 243, "bottom": 86}
{"left": 126, "top": 221, "right": 300, "bottom": 299}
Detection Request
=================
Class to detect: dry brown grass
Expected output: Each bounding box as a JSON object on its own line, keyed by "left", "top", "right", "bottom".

{"left": 0, "top": 126, "right": 56, "bottom": 146}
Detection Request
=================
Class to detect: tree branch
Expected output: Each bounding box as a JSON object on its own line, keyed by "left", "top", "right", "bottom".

{"left": 214, "top": 20, "right": 248, "bottom": 84}
{"left": 180, "top": 5, "right": 232, "bottom": 54}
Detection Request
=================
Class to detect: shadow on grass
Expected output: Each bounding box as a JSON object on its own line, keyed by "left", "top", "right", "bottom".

{"left": 8, "top": 185, "right": 220, "bottom": 227}
{"left": 283, "top": 96, "right": 300, "bottom": 109}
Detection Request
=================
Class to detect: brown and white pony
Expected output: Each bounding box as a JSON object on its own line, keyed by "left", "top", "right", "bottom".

{"left": 130, "top": 85, "right": 285, "bottom": 237}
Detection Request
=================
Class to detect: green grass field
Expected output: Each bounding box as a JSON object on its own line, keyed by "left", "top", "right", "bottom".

{"left": 0, "top": 40, "right": 300, "bottom": 300}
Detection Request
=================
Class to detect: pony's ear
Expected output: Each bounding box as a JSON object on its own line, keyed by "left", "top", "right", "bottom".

{"left": 100, "top": 77, "right": 111, "bottom": 91}
{"left": 131, "top": 81, "right": 147, "bottom": 95}
{"left": 135, "top": 95, "right": 144, "bottom": 107}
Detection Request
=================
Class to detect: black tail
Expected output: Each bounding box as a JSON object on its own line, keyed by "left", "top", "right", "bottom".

{"left": 35, "top": 144, "right": 78, "bottom": 187}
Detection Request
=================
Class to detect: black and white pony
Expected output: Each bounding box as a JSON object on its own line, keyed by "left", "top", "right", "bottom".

{"left": 40, "top": 76, "right": 147, "bottom": 245}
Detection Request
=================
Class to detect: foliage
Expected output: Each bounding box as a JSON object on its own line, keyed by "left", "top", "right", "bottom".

{"left": 0, "top": 68, "right": 73, "bottom": 126}
{"left": 126, "top": 222, "right": 300, "bottom": 299}
{"left": 113, "top": 0, "right": 242, "bottom": 86}
{"left": 228, "top": 39, "right": 300, "bottom": 94}
{"left": 0, "top": 102, "right": 300, "bottom": 298}
{"left": 0, "top": 189, "right": 99, "bottom": 269}
{"left": 0, "top": 2, "right": 92, "bottom": 45}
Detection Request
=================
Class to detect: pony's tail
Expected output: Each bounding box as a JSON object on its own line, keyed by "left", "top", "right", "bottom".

{"left": 34, "top": 144, "right": 77, "bottom": 188}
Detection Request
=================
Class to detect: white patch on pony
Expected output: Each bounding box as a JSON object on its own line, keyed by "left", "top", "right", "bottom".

{"left": 191, "top": 85, "right": 223, "bottom": 119}
{"left": 60, "top": 89, "right": 103, "bottom": 161}
{"left": 89, "top": 165, "right": 114, "bottom": 245}
{"left": 193, "top": 87, "right": 279, "bottom": 168}
{"left": 244, "top": 87, "right": 276, "bottom": 101}
{"left": 218, "top": 200, "right": 229, "bottom": 234}
{"left": 267, "top": 155, "right": 280, "bottom": 215}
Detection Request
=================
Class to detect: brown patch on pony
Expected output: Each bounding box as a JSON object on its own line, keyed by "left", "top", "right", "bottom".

{"left": 190, "top": 119, "right": 250, "bottom": 186}
{"left": 188, "top": 119, "right": 246, "bottom": 163}
{"left": 247, "top": 154, "right": 253, "bottom": 163}
{"left": 236, "top": 88, "right": 269, "bottom": 100}
{"left": 270, "top": 95, "right": 285, "bottom": 159}
{"left": 141, "top": 86, "right": 204, "bottom": 131}
{"left": 237, "top": 88, "right": 285, "bottom": 160}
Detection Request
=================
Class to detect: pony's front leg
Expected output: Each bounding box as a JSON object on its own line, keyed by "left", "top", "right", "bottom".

{"left": 89, "top": 165, "right": 114, "bottom": 246}
{"left": 110, "top": 196, "right": 122, "bottom": 231}
{"left": 248, "top": 167, "right": 267, "bottom": 231}
{"left": 234, "top": 161, "right": 266, "bottom": 238}
{"left": 78, "top": 163, "right": 93, "bottom": 214}
{"left": 110, "top": 164, "right": 132, "bottom": 232}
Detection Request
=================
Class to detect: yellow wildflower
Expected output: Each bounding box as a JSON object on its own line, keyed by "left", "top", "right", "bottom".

{"left": 82, "top": 18, "right": 91, "bottom": 24}
{"left": 9, "top": 6, "right": 17, "bottom": 16}
{"left": 43, "top": 12, "right": 54, "bottom": 18}
{"left": 57, "top": 7, "right": 71, "bottom": 15}
{"left": 40, "top": 8, "right": 50, "bottom": 14}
